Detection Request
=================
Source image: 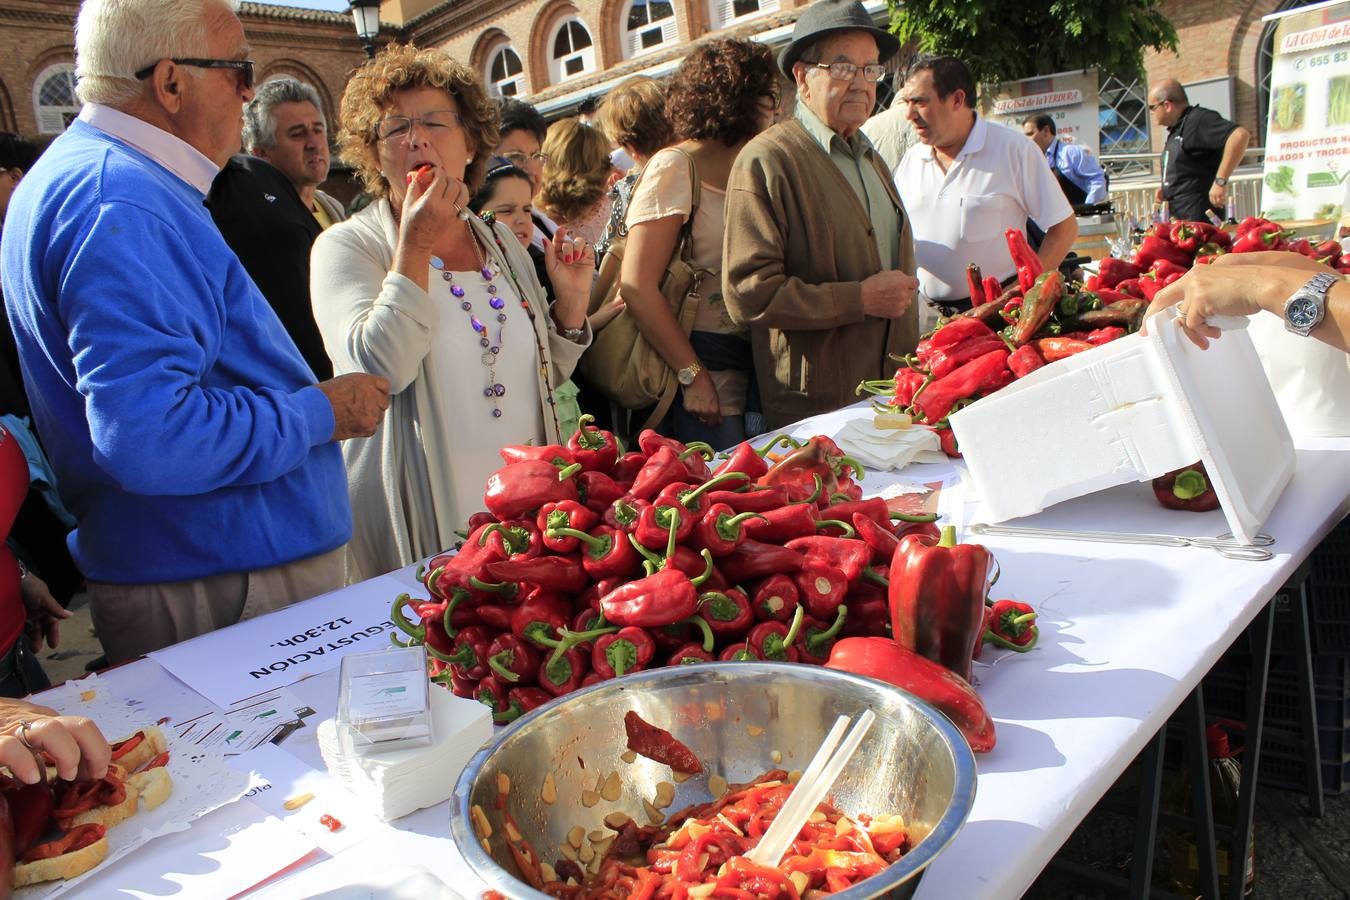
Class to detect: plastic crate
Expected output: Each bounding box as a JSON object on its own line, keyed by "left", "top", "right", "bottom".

{"left": 1202, "top": 662, "right": 1350, "bottom": 732}
{"left": 1255, "top": 722, "right": 1350, "bottom": 796}
{"left": 1310, "top": 519, "right": 1350, "bottom": 585}
{"left": 1308, "top": 584, "right": 1350, "bottom": 655}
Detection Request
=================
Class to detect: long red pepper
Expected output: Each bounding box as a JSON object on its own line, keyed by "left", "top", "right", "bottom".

{"left": 719, "top": 540, "right": 804, "bottom": 583}
{"left": 629, "top": 446, "right": 686, "bottom": 500}
{"left": 483, "top": 555, "right": 589, "bottom": 592}
{"left": 484, "top": 459, "right": 581, "bottom": 520}
{"left": 499, "top": 443, "right": 576, "bottom": 468}
{"left": 711, "top": 441, "right": 769, "bottom": 481}
{"left": 888, "top": 526, "right": 991, "bottom": 682}
{"left": 704, "top": 485, "right": 790, "bottom": 513}
{"left": 545, "top": 523, "right": 642, "bottom": 579}
{"left": 577, "top": 470, "right": 626, "bottom": 514}
{"left": 1011, "top": 270, "right": 1065, "bottom": 346}
{"left": 913, "top": 349, "right": 1011, "bottom": 424}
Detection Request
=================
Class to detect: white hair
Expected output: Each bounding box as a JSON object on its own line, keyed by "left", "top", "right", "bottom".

{"left": 75, "top": 0, "right": 241, "bottom": 108}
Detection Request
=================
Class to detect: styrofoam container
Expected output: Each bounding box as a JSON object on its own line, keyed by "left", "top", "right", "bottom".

{"left": 949, "top": 306, "right": 1295, "bottom": 543}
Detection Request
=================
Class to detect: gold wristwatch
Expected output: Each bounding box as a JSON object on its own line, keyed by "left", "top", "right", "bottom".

{"left": 677, "top": 360, "right": 703, "bottom": 386}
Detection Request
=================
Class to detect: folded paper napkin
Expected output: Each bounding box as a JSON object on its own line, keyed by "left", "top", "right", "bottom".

{"left": 828, "top": 417, "right": 947, "bottom": 472}
{"left": 318, "top": 686, "right": 492, "bottom": 821}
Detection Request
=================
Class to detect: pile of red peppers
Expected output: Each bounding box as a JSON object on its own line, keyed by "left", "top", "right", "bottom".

{"left": 391, "top": 422, "right": 951, "bottom": 725}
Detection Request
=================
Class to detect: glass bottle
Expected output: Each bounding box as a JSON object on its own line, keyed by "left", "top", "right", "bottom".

{"left": 1164, "top": 722, "right": 1255, "bottom": 897}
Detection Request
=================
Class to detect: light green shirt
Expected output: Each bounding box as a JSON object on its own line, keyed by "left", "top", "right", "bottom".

{"left": 795, "top": 102, "right": 900, "bottom": 270}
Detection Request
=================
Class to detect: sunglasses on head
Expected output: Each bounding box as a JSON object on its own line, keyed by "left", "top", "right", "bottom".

{"left": 134, "top": 58, "right": 255, "bottom": 90}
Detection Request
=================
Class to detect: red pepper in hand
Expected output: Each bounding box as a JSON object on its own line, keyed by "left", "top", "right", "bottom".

{"left": 592, "top": 626, "right": 655, "bottom": 678}
{"left": 889, "top": 526, "right": 991, "bottom": 682}
{"left": 795, "top": 566, "right": 850, "bottom": 619}
{"left": 499, "top": 443, "right": 577, "bottom": 469}
{"left": 484, "top": 460, "right": 581, "bottom": 521}
{"left": 567, "top": 414, "right": 619, "bottom": 473}
{"left": 538, "top": 646, "right": 589, "bottom": 696}
{"left": 913, "top": 348, "right": 1011, "bottom": 423}
{"left": 985, "top": 598, "right": 1039, "bottom": 651}
{"left": 487, "top": 633, "right": 541, "bottom": 685}
{"left": 749, "top": 605, "right": 804, "bottom": 661}
{"left": 827, "top": 637, "right": 996, "bottom": 752}
{"left": 719, "top": 540, "right": 805, "bottom": 583}
{"left": 784, "top": 536, "right": 872, "bottom": 582}
{"left": 629, "top": 446, "right": 687, "bottom": 501}
{"left": 483, "top": 554, "right": 589, "bottom": 592}
{"left": 537, "top": 501, "right": 598, "bottom": 553}
{"left": 1152, "top": 462, "right": 1220, "bottom": 512}
{"left": 751, "top": 574, "right": 800, "bottom": 623}
{"left": 698, "top": 588, "right": 755, "bottom": 640}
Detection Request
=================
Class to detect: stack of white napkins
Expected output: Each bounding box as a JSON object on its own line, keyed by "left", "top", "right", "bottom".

{"left": 317, "top": 686, "right": 493, "bottom": 821}
{"left": 831, "top": 416, "right": 947, "bottom": 471}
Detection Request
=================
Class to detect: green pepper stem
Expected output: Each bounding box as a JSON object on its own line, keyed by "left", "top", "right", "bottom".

{"left": 984, "top": 628, "right": 1039, "bottom": 653}
{"left": 663, "top": 511, "right": 680, "bottom": 562}
{"left": 415, "top": 562, "right": 426, "bottom": 581}
{"left": 681, "top": 615, "right": 716, "bottom": 652}
{"left": 390, "top": 593, "right": 426, "bottom": 641}
{"left": 814, "top": 518, "right": 856, "bottom": 538}
{"left": 422, "top": 565, "right": 445, "bottom": 598}
{"left": 681, "top": 471, "right": 750, "bottom": 505}
{"left": 890, "top": 511, "right": 939, "bottom": 523}
{"left": 1172, "top": 468, "right": 1209, "bottom": 500}
{"left": 428, "top": 641, "right": 474, "bottom": 666}
{"left": 726, "top": 511, "right": 768, "bottom": 528}
{"left": 627, "top": 532, "right": 663, "bottom": 567}
{"left": 1008, "top": 611, "right": 1038, "bottom": 627}
{"left": 441, "top": 588, "right": 470, "bottom": 639}
{"left": 807, "top": 604, "right": 849, "bottom": 651}
{"left": 909, "top": 373, "right": 935, "bottom": 404}
{"left": 938, "top": 525, "right": 958, "bottom": 548}
{"left": 861, "top": 567, "right": 889, "bottom": 588}
{"left": 547, "top": 623, "right": 621, "bottom": 666}
{"left": 487, "top": 653, "right": 521, "bottom": 683}
{"left": 789, "top": 473, "right": 825, "bottom": 506}
{"left": 756, "top": 434, "right": 803, "bottom": 456}
{"left": 468, "top": 576, "right": 514, "bottom": 594}
{"left": 545, "top": 525, "right": 606, "bottom": 553}
{"left": 690, "top": 549, "right": 715, "bottom": 586}
{"left": 390, "top": 632, "right": 415, "bottom": 649}
{"left": 680, "top": 442, "right": 715, "bottom": 461}
{"left": 574, "top": 415, "right": 605, "bottom": 450}
{"left": 782, "top": 604, "right": 806, "bottom": 647}
{"left": 557, "top": 462, "right": 583, "bottom": 480}
{"left": 836, "top": 455, "right": 865, "bottom": 479}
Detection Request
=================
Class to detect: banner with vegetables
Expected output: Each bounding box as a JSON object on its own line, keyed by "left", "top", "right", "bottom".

{"left": 1261, "top": 0, "right": 1350, "bottom": 222}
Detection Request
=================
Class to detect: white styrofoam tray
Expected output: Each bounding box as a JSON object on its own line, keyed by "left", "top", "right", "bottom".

{"left": 949, "top": 306, "right": 1294, "bottom": 543}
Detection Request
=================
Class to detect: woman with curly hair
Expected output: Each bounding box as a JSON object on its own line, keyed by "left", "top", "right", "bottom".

{"left": 537, "top": 117, "right": 618, "bottom": 247}
{"left": 311, "top": 44, "right": 596, "bottom": 581}
{"left": 594, "top": 75, "right": 673, "bottom": 259}
{"left": 619, "top": 37, "right": 780, "bottom": 445}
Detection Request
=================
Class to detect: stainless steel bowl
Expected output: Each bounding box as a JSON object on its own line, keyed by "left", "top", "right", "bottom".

{"left": 451, "top": 663, "right": 976, "bottom": 899}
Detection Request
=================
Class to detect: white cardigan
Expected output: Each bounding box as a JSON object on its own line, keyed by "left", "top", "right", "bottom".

{"left": 311, "top": 199, "right": 590, "bottom": 581}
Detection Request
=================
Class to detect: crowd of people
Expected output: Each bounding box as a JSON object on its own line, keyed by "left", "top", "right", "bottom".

{"left": 0, "top": 0, "right": 1342, "bottom": 762}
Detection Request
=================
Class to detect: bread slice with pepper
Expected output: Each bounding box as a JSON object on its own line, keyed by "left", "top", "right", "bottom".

{"left": 109, "top": 726, "right": 167, "bottom": 774}
{"left": 13, "top": 824, "right": 109, "bottom": 887}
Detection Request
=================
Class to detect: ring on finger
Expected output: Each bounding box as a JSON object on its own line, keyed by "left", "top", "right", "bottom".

{"left": 15, "top": 719, "right": 35, "bottom": 750}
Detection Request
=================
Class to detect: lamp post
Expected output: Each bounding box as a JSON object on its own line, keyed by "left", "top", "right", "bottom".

{"left": 348, "top": 0, "right": 382, "bottom": 59}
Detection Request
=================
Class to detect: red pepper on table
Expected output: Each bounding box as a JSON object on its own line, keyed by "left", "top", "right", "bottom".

{"left": 719, "top": 540, "right": 804, "bottom": 584}
{"left": 826, "top": 637, "right": 997, "bottom": 752}
{"left": 928, "top": 337, "right": 1010, "bottom": 380}
{"left": 486, "top": 633, "right": 542, "bottom": 685}
{"left": 499, "top": 443, "right": 576, "bottom": 468}
{"left": 794, "top": 566, "right": 850, "bottom": 619}
{"left": 704, "top": 485, "right": 789, "bottom": 514}
{"left": 600, "top": 567, "right": 699, "bottom": 628}
{"left": 1287, "top": 237, "right": 1315, "bottom": 257}
{"left": 577, "top": 470, "right": 625, "bottom": 514}
{"left": 985, "top": 598, "right": 1039, "bottom": 651}
{"left": 1010, "top": 270, "right": 1065, "bottom": 345}
{"left": 511, "top": 589, "right": 570, "bottom": 648}
{"left": 889, "top": 368, "right": 927, "bottom": 409}
{"left": 435, "top": 523, "right": 500, "bottom": 593}
{"left": 1168, "top": 221, "right": 1205, "bottom": 254}
{"left": 390, "top": 593, "right": 457, "bottom": 657}
{"left": 842, "top": 595, "right": 887, "bottom": 638}
{"left": 820, "top": 497, "right": 890, "bottom": 528}
{"left": 851, "top": 512, "right": 900, "bottom": 563}
{"left": 1152, "top": 462, "right": 1221, "bottom": 512}
{"left": 473, "top": 601, "right": 514, "bottom": 632}
{"left": 1231, "top": 220, "right": 1287, "bottom": 253}
{"left": 592, "top": 626, "right": 655, "bottom": 678}
{"left": 567, "top": 414, "right": 620, "bottom": 473}
{"left": 538, "top": 646, "right": 589, "bottom": 696}
{"left": 572, "top": 601, "right": 610, "bottom": 632}
{"left": 548, "top": 523, "right": 642, "bottom": 580}
{"left": 965, "top": 263, "right": 984, "bottom": 305}
{"left": 934, "top": 425, "right": 959, "bottom": 457}
{"left": 655, "top": 472, "right": 749, "bottom": 518}
{"left": 447, "top": 626, "right": 494, "bottom": 680}
{"left": 1113, "top": 277, "right": 1145, "bottom": 300}
{"left": 636, "top": 428, "right": 687, "bottom": 459}
{"left": 483, "top": 554, "right": 589, "bottom": 592}
{"left": 603, "top": 496, "right": 646, "bottom": 533}
{"left": 1095, "top": 257, "right": 1143, "bottom": 289}
{"left": 692, "top": 503, "right": 766, "bottom": 557}
{"left": 1150, "top": 257, "right": 1190, "bottom": 282}
{"left": 537, "top": 501, "right": 597, "bottom": 554}
{"left": 668, "top": 643, "right": 713, "bottom": 664}
{"left": 751, "top": 573, "right": 800, "bottom": 623}
{"left": 698, "top": 588, "right": 755, "bottom": 640}
{"left": 1084, "top": 326, "right": 1126, "bottom": 346}
{"left": 484, "top": 460, "right": 581, "bottom": 521}
{"left": 798, "top": 605, "right": 849, "bottom": 663}
{"left": 1133, "top": 232, "right": 1194, "bottom": 269}
{"left": 784, "top": 536, "right": 871, "bottom": 582}
{"left": 507, "top": 686, "right": 551, "bottom": 716}
{"left": 758, "top": 436, "right": 863, "bottom": 505}
{"left": 889, "top": 526, "right": 991, "bottom": 682}
{"left": 1236, "top": 215, "right": 1270, "bottom": 237}
{"left": 679, "top": 443, "right": 715, "bottom": 481}
{"left": 1006, "top": 227, "right": 1043, "bottom": 282}
{"left": 629, "top": 446, "right": 687, "bottom": 501}
{"left": 1091, "top": 287, "right": 1136, "bottom": 304}
{"left": 634, "top": 503, "right": 697, "bottom": 550}
{"left": 748, "top": 605, "right": 804, "bottom": 661}
{"left": 719, "top": 641, "right": 760, "bottom": 661}
{"left": 479, "top": 520, "right": 543, "bottom": 561}
{"left": 913, "top": 348, "right": 1011, "bottom": 424}
{"left": 711, "top": 441, "right": 770, "bottom": 481}
{"left": 982, "top": 275, "right": 1003, "bottom": 306}
{"left": 474, "top": 674, "right": 525, "bottom": 724}
{"left": 1007, "top": 344, "right": 1046, "bottom": 378}
{"left": 444, "top": 668, "right": 478, "bottom": 698}
{"left": 612, "top": 450, "right": 648, "bottom": 484}
{"left": 1034, "top": 336, "right": 1095, "bottom": 362}
{"left": 1313, "top": 239, "right": 1342, "bottom": 267}
{"left": 927, "top": 316, "right": 997, "bottom": 353}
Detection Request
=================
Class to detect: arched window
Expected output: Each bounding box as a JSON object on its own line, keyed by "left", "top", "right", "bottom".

{"left": 709, "top": 0, "right": 778, "bottom": 31}
{"left": 487, "top": 45, "right": 526, "bottom": 98}
{"left": 550, "top": 18, "right": 595, "bottom": 83}
{"left": 33, "top": 63, "right": 78, "bottom": 135}
{"left": 624, "top": 0, "right": 677, "bottom": 58}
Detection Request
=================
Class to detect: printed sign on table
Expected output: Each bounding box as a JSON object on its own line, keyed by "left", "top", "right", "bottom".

{"left": 1261, "top": 0, "right": 1350, "bottom": 221}
{"left": 982, "top": 68, "right": 1101, "bottom": 156}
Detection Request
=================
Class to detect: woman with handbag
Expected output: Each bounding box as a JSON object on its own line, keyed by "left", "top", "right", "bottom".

{"left": 311, "top": 45, "right": 596, "bottom": 582}
{"left": 538, "top": 118, "right": 620, "bottom": 248}
{"left": 614, "top": 38, "right": 780, "bottom": 446}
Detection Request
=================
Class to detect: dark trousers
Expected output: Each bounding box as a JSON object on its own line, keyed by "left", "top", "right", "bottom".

{"left": 0, "top": 636, "right": 51, "bottom": 699}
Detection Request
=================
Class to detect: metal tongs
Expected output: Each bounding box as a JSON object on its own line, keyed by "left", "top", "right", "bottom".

{"left": 969, "top": 523, "right": 1275, "bottom": 561}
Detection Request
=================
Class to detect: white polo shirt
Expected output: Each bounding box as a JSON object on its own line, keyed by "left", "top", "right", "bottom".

{"left": 895, "top": 115, "right": 1073, "bottom": 301}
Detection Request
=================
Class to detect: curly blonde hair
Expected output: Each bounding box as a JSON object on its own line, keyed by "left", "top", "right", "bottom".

{"left": 537, "top": 117, "right": 611, "bottom": 224}
{"left": 337, "top": 43, "right": 500, "bottom": 199}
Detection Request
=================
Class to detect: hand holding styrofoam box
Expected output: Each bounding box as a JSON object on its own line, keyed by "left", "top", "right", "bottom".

{"left": 949, "top": 305, "right": 1294, "bottom": 544}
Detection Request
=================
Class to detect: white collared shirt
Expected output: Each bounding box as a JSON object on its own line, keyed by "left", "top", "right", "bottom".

{"left": 79, "top": 103, "right": 218, "bottom": 196}
{"left": 895, "top": 115, "right": 1073, "bottom": 301}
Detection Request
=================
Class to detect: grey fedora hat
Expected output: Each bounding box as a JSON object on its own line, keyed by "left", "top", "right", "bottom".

{"left": 777, "top": 0, "right": 900, "bottom": 79}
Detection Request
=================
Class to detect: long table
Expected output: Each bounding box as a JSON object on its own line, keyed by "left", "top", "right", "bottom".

{"left": 32, "top": 408, "right": 1350, "bottom": 899}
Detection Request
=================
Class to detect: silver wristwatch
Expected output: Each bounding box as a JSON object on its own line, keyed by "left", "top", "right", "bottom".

{"left": 1283, "top": 271, "right": 1338, "bottom": 336}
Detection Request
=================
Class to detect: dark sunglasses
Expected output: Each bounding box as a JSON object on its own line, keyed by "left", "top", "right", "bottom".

{"left": 134, "top": 58, "right": 255, "bottom": 90}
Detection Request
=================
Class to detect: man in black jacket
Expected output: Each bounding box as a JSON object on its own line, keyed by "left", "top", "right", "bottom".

{"left": 207, "top": 78, "right": 339, "bottom": 380}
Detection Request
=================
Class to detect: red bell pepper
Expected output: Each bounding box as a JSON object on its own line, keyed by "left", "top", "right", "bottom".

{"left": 719, "top": 641, "right": 760, "bottom": 661}
{"left": 499, "top": 443, "right": 576, "bottom": 468}
{"left": 1168, "top": 221, "right": 1206, "bottom": 254}
{"left": 1095, "top": 257, "right": 1143, "bottom": 289}
{"left": 889, "top": 526, "right": 991, "bottom": 682}
{"left": 592, "top": 626, "right": 655, "bottom": 677}
{"left": 719, "top": 540, "right": 804, "bottom": 583}
{"left": 795, "top": 566, "right": 850, "bottom": 619}
{"left": 538, "top": 646, "right": 589, "bottom": 696}
{"left": 629, "top": 446, "right": 687, "bottom": 501}
{"left": 486, "top": 633, "right": 541, "bottom": 685}
{"left": 479, "top": 520, "right": 544, "bottom": 563}
{"left": 704, "top": 485, "right": 789, "bottom": 514}
{"left": 1236, "top": 215, "right": 1270, "bottom": 237}
{"left": 634, "top": 503, "right": 696, "bottom": 550}
{"left": 603, "top": 496, "right": 646, "bottom": 533}
{"left": 599, "top": 567, "right": 698, "bottom": 628}
{"left": 741, "top": 503, "right": 818, "bottom": 544}
{"left": 446, "top": 626, "right": 494, "bottom": 680}
{"left": 798, "top": 604, "right": 849, "bottom": 663}
{"left": 483, "top": 555, "right": 589, "bottom": 592}
{"left": 1133, "top": 232, "right": 1193, "bottom": 269}
{"left": 577, "top": 470, "right": 625, "bottom": 514}
{"left": 693, "top": 503, "right": 766, "bottom": 557}
{"left": 475, "top": 674, "right": 525, "bottom": 724}
{"left": 1152, "top": 462, "right": 1220, "bottom": 512}
{"left": 748, "top": 606, "right": 804, "bottom": 661}
{"left": 890, "top": 368, "right": 928, "bottom": 409}
{"left": 668, "top": 643, "right": 714, "bottom": 665}
{"left": 826, "top": 637, "right": 997, "bottom": 752}
{"left": 511, "top": 589, "right": 570, "bottom": 648}
{"left": 784, "top": 536, "right": 871, "bottom": 582}
{"left": 928, "top": 337, "right": 1010, "bottom": 380}
{"left": 913, "top": 349, "right": 1011, "bottom": 423}
{"left": 636, "top": 428, "right": 687, "bottom": 458}
{"left": 1007, "top": 344, "right": 1046, "bottom": 378}
{"left": 934, "top": 425, "right": 959, "bottom": 457}
{"left": 611, "top": 450, "right": 648, "bottom": 484}
{"left": 1150, "top": 258, "right": 1190, "bottom": 282}
{"left": 567, "top": 414, "right": 619, "bottom": 473}
{"left": 751, "top": 574, "right": 800, "bottom": 623}
{"left": 484, "top": 460, "right": 581, "bottom": 521}
{"left": 1010, "top": 270, "right": 1065, "bottom": 346}
{"left": 1231, "top": 220, "right": 1287, "bottom": 253}
{"left": 985, "top": 598, "right": 1039, "bottom": 651}
{"left": 842, "top": 595, "right": 887, "bottom": 638}
{"left": 698, "top": 588, "right": 755, "bottom": 640}
{"left": 1091, "top": 287, "right": 1136, "bottom": 305}
{"left": 390, "top": 593, "right": 457, "bottom": 657}
{"left": 537, "top": 501, "right": 598, "bottom": 554}
{"left": 551, "top": 524, "right": 641, "bottom": 579}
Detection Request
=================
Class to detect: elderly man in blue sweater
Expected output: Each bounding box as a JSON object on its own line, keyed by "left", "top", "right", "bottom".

{"left": 0, "top": 0, "right": 390, "bottom": 663}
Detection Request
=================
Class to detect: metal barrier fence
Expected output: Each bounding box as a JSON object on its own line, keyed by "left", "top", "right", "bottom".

{"left": 1102, "top": 148, "right": 1267, "bottom": 223}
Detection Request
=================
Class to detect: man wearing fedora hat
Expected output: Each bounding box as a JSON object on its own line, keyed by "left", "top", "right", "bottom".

{"left": 723, "top": 0, "right": 919, "bottom": 429}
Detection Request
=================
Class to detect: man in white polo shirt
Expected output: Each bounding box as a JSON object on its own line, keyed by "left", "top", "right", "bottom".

{"left": 895, "top": 56, "right": 1077, "bottom": 317}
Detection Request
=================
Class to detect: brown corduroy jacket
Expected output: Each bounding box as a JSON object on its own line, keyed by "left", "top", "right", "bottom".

{"left": 722, "top": 118, "right": 919, "bottom": 429}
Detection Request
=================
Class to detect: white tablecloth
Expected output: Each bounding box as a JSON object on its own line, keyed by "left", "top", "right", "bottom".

{"left": 36, "top": 411, "right": 1350, "bottom": 900}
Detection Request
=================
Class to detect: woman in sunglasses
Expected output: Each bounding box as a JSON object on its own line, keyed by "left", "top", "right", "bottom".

{"left": 310, "top": 44, "right": 595, "bottom": 582}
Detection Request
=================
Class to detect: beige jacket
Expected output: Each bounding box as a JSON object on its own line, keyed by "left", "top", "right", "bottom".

{"left": 722, "top": 119, "right": 919, "bottom": 429}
